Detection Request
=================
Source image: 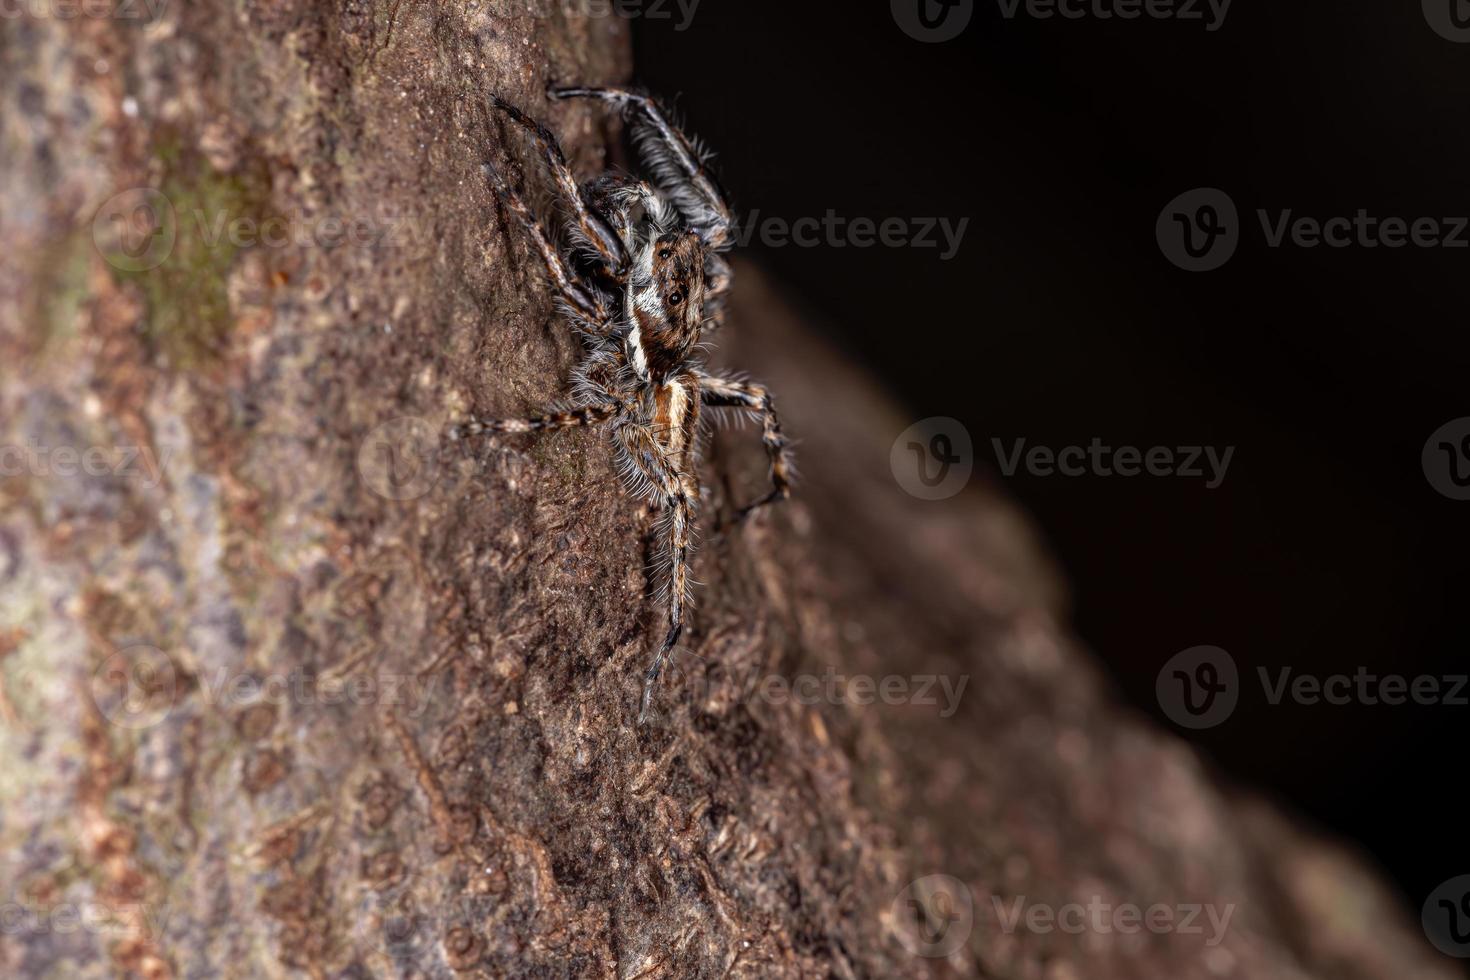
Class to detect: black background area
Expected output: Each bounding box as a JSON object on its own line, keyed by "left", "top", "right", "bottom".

{"left": 633, "top": 0, "right": 1470, "bottom": 918}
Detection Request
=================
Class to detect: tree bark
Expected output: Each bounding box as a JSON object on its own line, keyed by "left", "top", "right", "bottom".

{"left": 0, "top": 4, "right": 1454, "bottom": 979}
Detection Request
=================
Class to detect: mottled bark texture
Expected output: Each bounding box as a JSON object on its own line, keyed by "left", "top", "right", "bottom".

{"left": 0, "top": 3, "right": 1456, "bottom": 979}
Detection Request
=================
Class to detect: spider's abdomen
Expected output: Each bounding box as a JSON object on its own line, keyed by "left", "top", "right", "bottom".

{"left": 647, "top": 375, "right": 703, "bottom": 472}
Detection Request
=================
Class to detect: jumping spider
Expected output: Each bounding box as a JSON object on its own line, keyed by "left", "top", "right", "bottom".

{"left": 456, "top": 87, "right": 794, "bottom": 721}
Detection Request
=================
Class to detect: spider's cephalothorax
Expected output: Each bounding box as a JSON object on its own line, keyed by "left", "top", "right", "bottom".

{"left": 457, "top": 88, "right": 793, "bottom": 721}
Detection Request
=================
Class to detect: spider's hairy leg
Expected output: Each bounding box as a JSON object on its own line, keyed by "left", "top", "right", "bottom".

{"left": 488, "top": 95, "right": 630, "bottom": 280}
{"left": 452, "top": 403, "right": 619, "bottom": 438}
{"left": 481, "top": 161, "right": 617, "bottom": 338}
{"left": 698, "top": 372, "right": 794, "bottom": 523}
{"left": 550, "top": 86, "right": 735, "bottom": 249}
{"left": 614, "top": 421, "right": 698, "bottom": 723}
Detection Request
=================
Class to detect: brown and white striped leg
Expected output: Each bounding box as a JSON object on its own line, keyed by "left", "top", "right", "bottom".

{"left": 488, "top": 96, "right": 630, "bottom": 280}
{"left": 452, "top": 402, "right": 619, "bottom": 439}
{"left": 697, "top": 373, "right": 793, "bottom": 523}
{"left": 550, "top": 86, "right": 735, "bottom": 249}
{"left": 615, "top": 422, "right": 698, "bottom": 722}
{"left": 481, "top": 161, "right": 615, "bottom": 337}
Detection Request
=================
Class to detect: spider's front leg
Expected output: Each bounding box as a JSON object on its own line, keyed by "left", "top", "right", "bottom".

{"left": 451, "top": 403, "right": 619, "bottom": 439}
{"left": 488, "top": 96, "right": 630, "bottom": 281}
{"left": 480, "top": 161, "right": 617, "bottom": 339}
{"left": 698, "top": 372, "right": 794, "bottom": 524}
{"left": 550, "top": 86, "right": 736, "bottom": 250}
{"left": 614, "top": 421, "right": 699, "bottom": 722}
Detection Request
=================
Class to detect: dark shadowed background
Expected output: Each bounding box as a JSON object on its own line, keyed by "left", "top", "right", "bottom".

{"left": 634, "top": 0, "right": 1470, "bottom": 922}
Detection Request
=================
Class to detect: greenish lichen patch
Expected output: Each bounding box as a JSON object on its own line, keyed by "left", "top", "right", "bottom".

{"left": 112, "top": 132, "right": 275, "bottom": 371}
{"left": 29, "top": 231, "right": 93, "bottom": 357}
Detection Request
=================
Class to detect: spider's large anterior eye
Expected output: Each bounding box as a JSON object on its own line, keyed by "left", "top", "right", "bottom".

{"left": 667, "top": 291, "right": 684, "bottom": 307}
{"left": 658, "top": 248, "right": 673, "bottom": 259}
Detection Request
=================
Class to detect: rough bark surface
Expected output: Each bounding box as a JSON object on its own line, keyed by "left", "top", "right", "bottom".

{"left": 0, "top": 4, "right": 1456, "bottom": 979}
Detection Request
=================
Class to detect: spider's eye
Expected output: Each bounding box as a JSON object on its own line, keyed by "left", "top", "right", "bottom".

{"left": 658, "top": 248, "right": 673, "bottom": 260}
{"left": 667, "top": 291, "right": 684, "bottom": 307}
